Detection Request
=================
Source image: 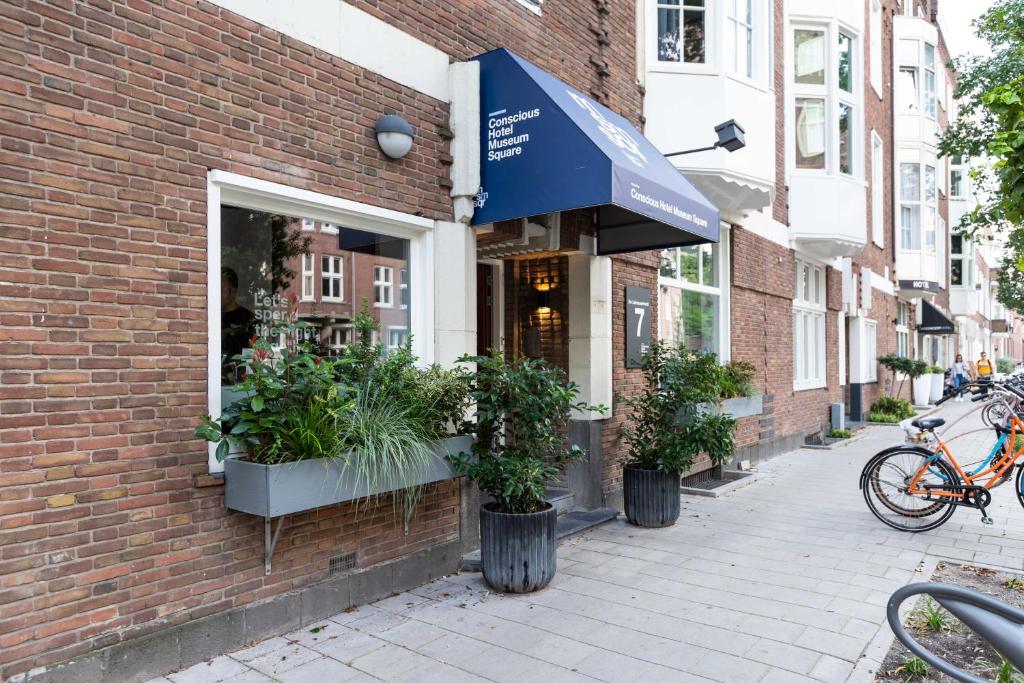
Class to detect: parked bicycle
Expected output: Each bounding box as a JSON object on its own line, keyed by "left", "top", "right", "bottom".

{"left": 860, "top": 379, "right": 1024, "bottom": 532}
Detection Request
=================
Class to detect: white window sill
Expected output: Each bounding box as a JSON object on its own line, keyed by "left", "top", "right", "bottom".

{"left": 647, "top": 62, "right": 716, "bottom": 77}
{"left": 373, "top": 302, "right": 393, "bottom": 308}
{"left": 512, "top": 0, "right": 541, "bottom": 15}
{"left": 301, "top": 296, "right": 316, "bottom": 303}
{"left": 793, "top": 380, "right": 827, "bottom": 392}
{"left": 322, "top": 297, "right": 344, "bottom": 303}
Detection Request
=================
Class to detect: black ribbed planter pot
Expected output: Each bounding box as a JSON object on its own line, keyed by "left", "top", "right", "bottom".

{"left": 479, "top": 502, "right": 557, "bottom": 593}
{"left": 623, "top": 466, "right": 681, "bottom": 528}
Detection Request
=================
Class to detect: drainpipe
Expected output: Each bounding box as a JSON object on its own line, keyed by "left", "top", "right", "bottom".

{"left": 449, "top": 62, "right": 480, "bottom": 225}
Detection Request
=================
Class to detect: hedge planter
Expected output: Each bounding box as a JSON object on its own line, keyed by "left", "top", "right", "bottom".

{"left": 479, "top": 502, "right": 557, "bottom": 593}
{"left": 223, "top": 435, "right": 472, "bottom": 517}
{"left": 930, "top": 374, "right": 944, "bottom": 403}
{"left": 623, "top": 466, "right": 681, "bottom": 528}
{"left": 912, "top": 375, "right": 933, "bottom": 406}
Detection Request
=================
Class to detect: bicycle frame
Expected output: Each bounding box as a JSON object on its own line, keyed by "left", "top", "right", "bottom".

{"left": 907, "top": 406, "right": 1024, "bottom": 500}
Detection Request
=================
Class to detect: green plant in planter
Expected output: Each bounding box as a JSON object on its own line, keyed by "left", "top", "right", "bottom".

{"left": 927, "top": 365, "right": 946, "bottom": 374}
{"left": 621, "top": 343, "right": 737, "bottom": 473}
{"left": 827, "top": 428, "right": 853, "bottom": 439}
{"left": 998, "top": 357, "right": 1016, "bottom": 374}
{"left": 195, "top": 322, "right": 346, "bottom": 464}
{"left": 452, "top": 351, "right": 605, "bottom": 514}
{"left": 719, "top": 359, "right": 757, "bottom": 399}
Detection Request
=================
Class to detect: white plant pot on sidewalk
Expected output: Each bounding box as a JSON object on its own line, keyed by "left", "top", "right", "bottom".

{"left": 913, "top": 375, "right": 933, "bottom": 406}
{"left": 929, "top": 373, "right": 944, "bottom": 403}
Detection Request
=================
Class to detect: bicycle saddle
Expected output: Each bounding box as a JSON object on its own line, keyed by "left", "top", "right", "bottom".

{"left": 911, "top": 417, "right": 945, "bottom": 431}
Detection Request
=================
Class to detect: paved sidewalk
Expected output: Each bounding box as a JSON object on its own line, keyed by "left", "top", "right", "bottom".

{"left": 151, "top": 404, "right": 1024, "bottom": 683}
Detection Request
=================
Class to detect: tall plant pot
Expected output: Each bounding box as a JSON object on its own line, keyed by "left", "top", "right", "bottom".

{"left": 912, "top": 375, "right": 932, "bottom": 406}
{"left": 623, "top": 466, "right": 681, "bottom": 528}
{"left": 479, "top": 503, "right": 557, "bottom": 594}
{"left": 929, "top": 373, "right": 944, "bottom": 403}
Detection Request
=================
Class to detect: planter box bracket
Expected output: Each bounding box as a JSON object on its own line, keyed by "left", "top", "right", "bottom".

{"left": 264, "top": 516, "right": 287, "bottom": 576}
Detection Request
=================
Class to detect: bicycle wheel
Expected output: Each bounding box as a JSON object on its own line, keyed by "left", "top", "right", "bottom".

{"left": 862, "top": 449, "right": 958, "bottom": 532}
{"left": 982, "top": 401, "right": 1011, "bottom": 428}
{"left": 1015, "top": 465, "right": 1024, "bottom": 511}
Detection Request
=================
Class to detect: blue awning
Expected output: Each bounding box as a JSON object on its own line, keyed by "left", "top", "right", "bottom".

{"left": 470, "top": 48, "right": 719, "bottom": 255}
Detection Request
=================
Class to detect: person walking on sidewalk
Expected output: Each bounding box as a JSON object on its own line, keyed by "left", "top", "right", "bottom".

{"left": 976, "top": 351, "right": 994, "bottom": 394}
{"left": 951, "top": 354, "right": 971, "bottom": 401}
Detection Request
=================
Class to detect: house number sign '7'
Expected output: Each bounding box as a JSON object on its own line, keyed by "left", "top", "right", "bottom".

{"left": 625, "top": 286, "right": 652, "bottom": 369}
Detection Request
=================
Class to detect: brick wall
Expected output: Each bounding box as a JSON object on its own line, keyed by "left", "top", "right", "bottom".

{"left": 0, "top": 0, "right": 644, "bottom": 677}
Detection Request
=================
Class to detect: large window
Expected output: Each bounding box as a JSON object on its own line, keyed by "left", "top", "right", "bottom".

{"left": 871, "top": 132, "right": 884, "bottom": 247}
{"left": 656, "top": 0, "right": 706, "bottom": 64}
{"left": 792, "top": 26, "right": 858, "bottom": 176}
{"left": 218, "top": 205, "right": 410, "bottom": 384}
{"left": 793, "top": 259, "right": 827, "bottom": 389}
{"left": 659, "top": 242, "right": 724, "bottom": 356}
{"left": 727, "top": 0, "right": 753, "bottom": 78}
{"left": 899, "top": 161, "right": 937, "bottom": 252}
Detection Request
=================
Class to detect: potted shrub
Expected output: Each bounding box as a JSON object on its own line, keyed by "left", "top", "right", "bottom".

{"left": 718, "top": 359, "right": 762, "bottom": 418}
{"left": 928, "top": 365, "right": 946, "bottom": 403}
{"left": 452, "top": 351, "right": 603, "bottom": 594}
{"left": 620, "top": 343, "right": 737, "bottom": 528}
{"left": 196, "top": 313, "right": 472, "bottom": 526}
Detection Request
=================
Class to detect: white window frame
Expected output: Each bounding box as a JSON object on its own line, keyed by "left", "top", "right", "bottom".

{"left": 387, "top": 326, "right": 408, "bottom": 351}
{"left": 301, "top": 218, "right": 314, "bottom": 232}
{"left": 865, "top": 319, "right": 878, "bottom": 382}
{"left": 205, "top": 170, "right": 433, "bottom": 473}
{"left": 793, "top": 258, "right": 827, "bottom": 391}
{"left": 321, "top": 255, "right": 343, "bottom": 302}
{"left": 400, "top": 267, "right": 409, "bottom": 310}
{"left": 301, "top": 252, "right": 315, "bottom": 302}
{"left": 513, "top": 0, "right": 541, "bottom": 15}
{"left": 896, "top": 302, "right": 910, "bottom": 358}
{"left": 898, "top": 153, "right": 938, "bottom": 254}
{"left": 329, "top": 326, "right": 349, "bottom": 350}
{"left": 727, "top": 0, "right": 754, "bottom": 79}
{"left": 790, "top": 21, "right": 862, "bottom": 179}
{"left": 657, "top": 224, "right": 731, "bottom": 361}
{"left": 649, "top": 0, "right": 714, "bottom": 73}
{"left": 871, "top": 131, "right": 884, "bottom": 247}
{"left": 320, "top": 222, "right": 339, "bottom": 235}
{"left": 898, "top": 39, "right": 938, "bottom": 118}
{"left": 869, "top": 0, "right": 883, "bottom": 96}
{"left": 374, "top": 265, "right": 394, "bottom": 308}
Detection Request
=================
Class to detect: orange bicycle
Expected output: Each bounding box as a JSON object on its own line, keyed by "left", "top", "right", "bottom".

{"left": 860, "top": 383, "right": 1024, "bottom": 532}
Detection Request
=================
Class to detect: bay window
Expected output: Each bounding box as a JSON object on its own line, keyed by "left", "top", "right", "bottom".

{"left": 793, "top": 259, "right": 827, "bottom": 390}
{"left": 792, "top": 25, "right": 859, "bottom": 176}
{"left": 897, "top": 39, "right": 937, "bottom": 117}
{"left": 899, "top": 160, "right": 937, "bottom": 252}
{"left": 659, "top": 237, "right": 727, "bottom": 358}
{"left": 656, "top": 0, "right": 707, "bottom": 64}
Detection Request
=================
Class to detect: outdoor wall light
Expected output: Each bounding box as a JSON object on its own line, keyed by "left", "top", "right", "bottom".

{"left": 664, "top": 119, "right": 746, "bottom": 158}
{"left": 374, "top": 114, "right": 414, "bottom": 159}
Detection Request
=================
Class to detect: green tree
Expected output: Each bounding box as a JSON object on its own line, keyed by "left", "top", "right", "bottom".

{"left": 938, "top": 0, "right": 1024, "bottom": 312}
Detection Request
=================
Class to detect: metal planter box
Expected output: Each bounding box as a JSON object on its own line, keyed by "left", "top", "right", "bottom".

{"left": 223, "top": 435, "right": 473, "bottom": 517}
{"left": 678, "top": 395, "right": 764, "bottom": 423}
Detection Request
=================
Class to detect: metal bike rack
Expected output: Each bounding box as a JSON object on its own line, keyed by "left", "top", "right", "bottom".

{"left": 888, "top": 583, "right": 1024, "bottom": 683}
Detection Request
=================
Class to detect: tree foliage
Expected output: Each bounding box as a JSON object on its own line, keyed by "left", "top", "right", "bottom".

{"left": 939, "top": 0, "right": 1024, "bottom": 313}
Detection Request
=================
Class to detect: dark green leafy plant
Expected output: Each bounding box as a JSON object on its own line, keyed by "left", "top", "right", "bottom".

{"left": 871, "top": 397, "right": 915, "bottom": 420}
{"left": 998, "top": 357, "right": 1016, "bottom": 374}
{"left": 827, "top": 429, "right": 852, "bottom": 439}
{"left": 878, "top": 356, "right": 928, "bottom": 398}
{"left": 868, "top": 411, "right": 902, "bottom": 424}
{"left": 620, "top": 342, "right": 737, "bottom": 474}
{"left": 452, "top": 351, "right": 605, "bottom": 514}
{"left": 719, "top": 359, "right": 757, "bottom": 399}
{"left": 195, "top": 321, "right": 344, "bottom": 464}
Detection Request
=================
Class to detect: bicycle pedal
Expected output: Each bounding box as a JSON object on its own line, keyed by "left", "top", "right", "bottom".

{"left": 982, "top": 516, "right": 994, "bottom": 526}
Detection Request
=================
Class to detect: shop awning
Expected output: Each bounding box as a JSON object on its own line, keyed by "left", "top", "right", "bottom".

{"left": 919, "top": 300, "right": 955, "bottom": 334}
{"left": 470, "top": 49, "right": 719, "bottom": 255}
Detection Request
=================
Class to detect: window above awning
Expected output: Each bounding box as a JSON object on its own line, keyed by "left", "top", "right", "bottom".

{"left": 470, "top": 49, "right": 720, "bottom": 255}
{"left": 919, "top": 300, "right": 955, "bottom": 334}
